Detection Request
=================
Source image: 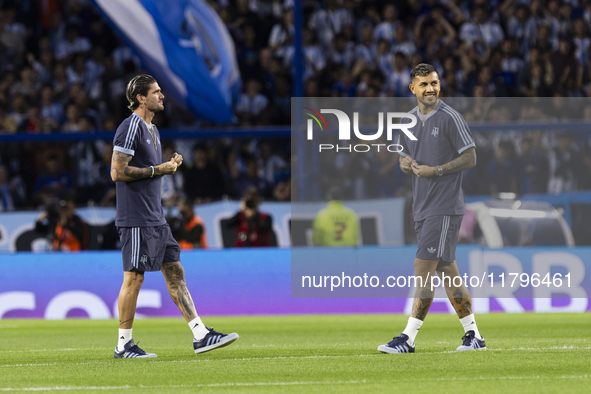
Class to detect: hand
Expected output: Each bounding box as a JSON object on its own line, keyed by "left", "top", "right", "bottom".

{"left": 158, "top": 161, "right": 178, "bottom": 175}
{"left": 411, "top": 161, "right": 437, "bottom": 178}
{"left": 171, "top": 152, "right": 183, "bottom": 167}
{"left": 400, "top": 155, "right": 414, "bottom": 173}
{"left": 37, "top": 211, "right": 47, "bottom": 221}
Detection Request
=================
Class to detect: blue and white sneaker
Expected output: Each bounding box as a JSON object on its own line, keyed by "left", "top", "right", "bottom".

{"left": 456, "top": 330, "right": 486, "bottom": 351}
{"left": 378, "top": 333, "right": 415, "bottom": 354}
{"left": 193, "top": 327, "right": 239, "bottom": 354}
{"left": 114, "top": 339, "right": 157, "bottom": 359}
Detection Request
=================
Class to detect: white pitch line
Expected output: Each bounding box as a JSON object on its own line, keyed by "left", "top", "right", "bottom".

{"left": 1, "top": 376, "right": 590, "bottom": 391}
{"left": 1, "top": 346, "right": 589, "bottom": 368}
{"left": 0, "top": 348, "right": 101, "bottom": 353}
{"left": 0, "top": 380, "right": 366, "bottom": 391}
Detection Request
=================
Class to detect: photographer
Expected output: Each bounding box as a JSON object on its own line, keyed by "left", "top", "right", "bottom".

{"left": 169, "top": 199, "right": 208, "bottom": 249}
{"left": 35, "top": 199, "right": 89, "bottom": 251}
{"left": 226, "top": 187, "right": 273, "bottom": 247}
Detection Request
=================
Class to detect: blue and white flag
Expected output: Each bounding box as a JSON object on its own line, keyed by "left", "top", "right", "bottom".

{"left": 89, "top": 0, "right": 241, "bottom": 123}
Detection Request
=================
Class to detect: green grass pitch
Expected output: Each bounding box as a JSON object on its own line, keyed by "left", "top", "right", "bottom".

{"left": 1, "top": 313, "right": 590, "bottom": 393}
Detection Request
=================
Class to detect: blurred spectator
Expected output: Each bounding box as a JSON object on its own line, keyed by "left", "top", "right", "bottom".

{"left": 458, "top": 209, "right": 480, "bottom": 244}
{"left": 68, "top": 123, "right": 108, "bottom": 204}
{"left": 375, "top": 39, "right": 393, "bottom": 77}
{"left": 273, "top": 177, "right": 291, "bottom": 201}
{"left": 4, "top": 95, "right": 29, "bottom": 133}
{"left": 10, "top": 66, "right": 39, "bottom": 101}
{"left": 97, "top": 143, "right": 116, "bottom": 206}
{"left": 75, "top": 90, "right": 101, "bottom": 129}
{"left": 369, "top": 148, "right": 406, "bottom": 198}
{"left": 283, "top": 28, "right": 326, "bottom": 79}
{"left": 330, "top": 33, "right": 355, "bottom": 69}
{"left": 550, "top": 36, "right": 580, "bottom": 91}
{"left": 257, "top": 139, "right": 287, "bottom": 185}
{"left": 486, "top": 140, "right": 524, "bottom": 195}
{"left": 373, "top": 4, "right": 400, "bottom": 44}
{"left": 271, "top": 75, "right": 291, "bottom": 124}
{"left": 170, "top": 199, "right": 207, "bottom": 250}
{"left": 233, "top": 154, "right": 272, "bottom": 199}
{"left": 520, "top": 137, "right": 550, "bottom": 194}
{"left": 29, "top": 47, "right": 55, "bottom": 84}
{"left": 572, "top": 18, "right": 590, "bottom": 65}
{"left": 392, "top": 24, "right": 416, "bottom": 59}
{"left": 55, "top": 23, "right": 91, "bottom": 60}
{"left": 503, "top": 4, "right": 537, "bottom": 55}
{"left": 579, "top": 146, "right": 591, "bottom": 190}
{"left": 25, "top": 106, "right": 42, "bottom": 132}
{"left": 548, "top": 133, "right": 584, "bottom": 194}
{"left": 312, "top": 190, "right": 359, "bottom": 247}
{"left": 34, "top": 198, "right": 89, "bottom": 251}
{"left": 99, "top": 218, "right": 120, "bottom": 250}
{"left": 183, "top": 143, "right": 225, "bottom": 204}
{"left": 62, "top": 103, "right": 81, "bottom": 132}
{"left": 235, "top": 79, "right": 269, "bottom": 124}
{"left": 354, "top": 23, "right": 375, "bottom": 65}
{"left": 237, "top": 25, "right": 261, "bottom": 81}
{"left": 268, "top": 7, "right": 293, "bottom": 55}
{"left": 226, "top": 186, "right": 273, "bottom": 247}
{"left": 0, "top": 165, "right": 26, "bottom": 211}
{"left": 33, "top": 154, "right": 74, "bottom": 206}
{"left": 459, "top": 5, "right": 504, "bottom": 57}
{"left": 1, "top": 6, "right": 26, "bottom": 57}
{"left": 308, "top": 0, "right": 353, "bottom": 48}
{"left": 387, "top": 52, "right": 411, "bottom": 97}
{"left": 161, "top": 145, "right": 185, "bottom": 208}
{"left": 39, "top": 85, "right": 64, "bottom": 124}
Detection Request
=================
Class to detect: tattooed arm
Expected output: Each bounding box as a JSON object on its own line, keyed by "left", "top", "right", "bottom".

{"left": 411, "top": 147, "right": 477, "bottom": 178}
{"left": 440, "top": 147, "right": 477, "bottom": 175}
{"left": 110, "top": 150, "right": 180, "bottom": 182}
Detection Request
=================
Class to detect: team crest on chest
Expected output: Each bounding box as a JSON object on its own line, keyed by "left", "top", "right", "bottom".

{"left": 146, "top": 138, "right": 151, "bottom": 144}
{"left": 431, "top": 127, "right": 439, "bottom": 137}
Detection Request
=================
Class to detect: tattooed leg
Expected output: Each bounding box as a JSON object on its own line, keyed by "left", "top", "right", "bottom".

{"left": 118, "top": 270, "right": 144, "bottom": 329}
{"left": 410, "top": 258, "right": 439, "bottom": 321}
{"left": 437, "top": 260, "right": 473, "bottom": 319}
{"left": 411, "top": 287, "right": 435, "bottom": 320}
{"left": 161, "top": 261, "right": 197, "bottom": 322}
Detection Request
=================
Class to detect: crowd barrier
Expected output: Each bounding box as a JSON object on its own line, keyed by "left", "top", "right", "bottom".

{"left": 0, "top": 245, "right": 589, "bottom": 320}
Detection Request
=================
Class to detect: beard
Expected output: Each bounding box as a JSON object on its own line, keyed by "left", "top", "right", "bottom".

{"left": 147, "top": 101, "right": 164, "bottom": 113}
{"left": 418, "top": 94, "right": 438, "bottom": 107}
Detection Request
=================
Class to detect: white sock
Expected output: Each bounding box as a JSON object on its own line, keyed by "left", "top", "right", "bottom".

{"left": 460, "top": 314, "right": 482, "bottom": 339}
{"left": 117, "top": 329, "right": 132, "bottom": 351}
{"left": 189, "top": 317, "right": 209, "bottom": 340}
{"left": 402, "top": 317, "right": 423, "bottom": 346}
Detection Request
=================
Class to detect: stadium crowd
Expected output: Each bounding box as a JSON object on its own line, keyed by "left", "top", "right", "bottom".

{"left": 1, "top": 0, "right": 591, "bottom": 211}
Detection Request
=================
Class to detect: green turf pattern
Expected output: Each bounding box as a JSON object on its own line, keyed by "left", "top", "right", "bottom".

{"left": 0, "top": 314, "right": 590, "bottom": 393}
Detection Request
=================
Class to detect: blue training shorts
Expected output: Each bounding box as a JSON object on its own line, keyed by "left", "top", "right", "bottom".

{"left": 414, "top": 215, "right": 463, "bottom": 263}
{"left": 117, "top": 224, "right": 180, "bottom": 272}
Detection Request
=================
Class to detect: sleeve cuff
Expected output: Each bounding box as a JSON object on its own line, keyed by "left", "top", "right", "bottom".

{"left": 457, "top": 143, "right": 475, "bottom": 155}
{"left": 399, "top": 150, "right": 408, "bottom": 157}
{"left": 114, "top": 146, "right": 135, "bottom": 155}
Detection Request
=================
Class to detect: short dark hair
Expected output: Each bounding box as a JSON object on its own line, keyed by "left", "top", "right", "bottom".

{"left": 126, "top": 74, "right": 157, "bottom": 111}
{"left": 410, "top": 63, "right": 438, "bottom": 81}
